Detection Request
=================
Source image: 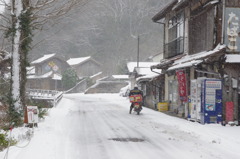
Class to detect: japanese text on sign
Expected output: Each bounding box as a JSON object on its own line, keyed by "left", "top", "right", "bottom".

{"left": 176, "top": 69, "right": 187, "bottom": 102}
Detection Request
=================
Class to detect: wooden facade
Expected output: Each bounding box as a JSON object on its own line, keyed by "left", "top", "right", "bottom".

{"left": 226, "top": 0, "right": 240, "bottom": 7}
{"left": 152, "top": 0, "right": 240, "bottom": 122}
{"left": 27, "top": 54, "right": 70, "bottom": 90}
{"left": 33, "top": 57, "right": 70, "bottom": 76}
{"left": 138, "top": 77, "right": 164, "bottom": 110}
{"left": 189, "top": 6, "right": 215, "bottom": 54}
{"left": 72, "top": 60, "right": 102, "bottom": 78}
{"left": 27, "top": 78, "right": 62, "bottom": 90}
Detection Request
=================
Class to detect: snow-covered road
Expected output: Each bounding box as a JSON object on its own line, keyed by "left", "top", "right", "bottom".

{"left": 1, "top": 93, "right": 240, "bottom": 159}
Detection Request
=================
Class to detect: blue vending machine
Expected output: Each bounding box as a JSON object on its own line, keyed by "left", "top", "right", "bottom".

{"left": 200, "top": 79, "right": 222, "bottom": 124}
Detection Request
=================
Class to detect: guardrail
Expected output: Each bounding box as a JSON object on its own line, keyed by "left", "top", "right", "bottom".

{"left": 26, "top": 89, "right": 63, "bottom": 107}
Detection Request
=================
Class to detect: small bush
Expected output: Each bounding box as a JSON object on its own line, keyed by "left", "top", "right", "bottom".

{"left": 0, "top": 133, "right": 8, "bottom": 151}
{"left": 0, "top": 132, "right": 17, "bottom": 151}
{"left": 38, "top": 108, "right": 48, "bottom": 120}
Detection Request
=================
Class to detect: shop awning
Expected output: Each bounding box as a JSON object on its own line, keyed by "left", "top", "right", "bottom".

{"left": 135, "top": 67, "right": 161, "bottom": 76}
{"left": 175, "top": 44, "right": 225, "bottom": 63}
{"left": 127, "top": 62, "right": 159, "bottom": 73}
{"left": 168, "top": 60, "right": 203, "bottom": 71}
{"left": 136, "top": 74, "right": 161, "bottom": 83}
{"left": 152, "top": 44, "right": 226, "bottom": 71}
{"left": 151, "top": 54, "right": 185, "bottom": 70}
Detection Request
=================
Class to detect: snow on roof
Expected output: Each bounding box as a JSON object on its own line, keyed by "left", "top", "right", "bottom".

{"left": 135, "top": 67, "right": 161, "bottom": 75}
{"left": 26, "top": 66, "right": 35, "bottom": 75}
{"left": 67, "top": 56, "right": 91, "bottom": 66}
{"left": 127, "top": 62, "right": 159, "bottom": 72}
{"left": 225, "top": 54, "right": 240, "bottom": 63}
{"left": 28, "top": 71, "right": 62, "bottom": 80}
{"left": 112, "top": 75, "right": 129, "bottom": 79}
{"left": 174, "top": 44, "right": 225, "bottom": 65}
{"left": 168, "top": 60, "right": 203, "bottom": 71}
{"left": 203, "top": 0, "right": 219, "bottom": 7}
{"left": 135, "top": 67, "right": 161, "bottom": 82}
{"left": 31, "top": 54, "right": 55, "bottom": 64}
{"left": 52, "top": 73, "right": 62, "bottom": 80}
{"left": 28, "top": 71, "right": 53, "bottom": 79}
{"left": 166, "top": 44, "right": 226, "bottom": 71}
{"left": 136, "top": 73, "right": 160, "bottom": 82}
{"left": 90, "top": 72, "right": 102, "bottom": 78}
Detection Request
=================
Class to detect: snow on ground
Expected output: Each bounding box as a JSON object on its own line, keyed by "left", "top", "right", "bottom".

{"left": 1, "top": 93, "right": 240, "bottom": 159}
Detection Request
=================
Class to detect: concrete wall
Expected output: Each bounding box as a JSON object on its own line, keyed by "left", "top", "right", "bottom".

{"left": 85, "top": 81, "right": 128, "bottom": 94}
{"left": 65, "top": 79, "right": 87, "bottom": 94}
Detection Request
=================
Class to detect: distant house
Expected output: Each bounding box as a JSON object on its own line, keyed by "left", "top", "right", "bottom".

{"left": 67, "top": 56, "right": 102, "bottom": 78}
{"left": 127, "top": 62, "right": 159, "bottom": 89}
{"left": 126, "top": 62, "right": 163, "bottom": 109}
{"left": 27, "top": 54, "right": 70, "bottom": 90}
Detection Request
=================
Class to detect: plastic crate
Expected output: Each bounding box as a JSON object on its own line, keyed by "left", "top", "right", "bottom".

{"left": 129, "top": 94, "right": 143, "bottom": 102}
{"left": 157, "top": 102, "right": 169, "bottom": 112}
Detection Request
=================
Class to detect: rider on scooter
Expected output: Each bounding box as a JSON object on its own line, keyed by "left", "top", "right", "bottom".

{"left": 128, "top": 86, "right": 143, "bottom": 114}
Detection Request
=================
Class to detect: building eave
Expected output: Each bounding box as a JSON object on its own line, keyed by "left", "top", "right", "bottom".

{"left": 151, "top": 54, "right": 186, "bottom": 69}
{"left": 152, "top": 0, "right": 189, "bottom": 22}
{"left": 152, "top": 0, "right": 178, "bottom": 22}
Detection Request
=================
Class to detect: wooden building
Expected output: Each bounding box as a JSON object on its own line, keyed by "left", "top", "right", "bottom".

{"left": 127, "top": 62, "right": 161, "bottom": 109}
{"left": 27, "top": 54, "right": 70, "bottom": 90}
{"left": 151, "top": 0, "right": 240, "bottom": 122}
{"left": 67, "top": 56, "right": 102, "bottom": 78}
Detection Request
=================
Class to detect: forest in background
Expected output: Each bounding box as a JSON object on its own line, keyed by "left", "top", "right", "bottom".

{"left": 30, "top": 0, "right": 170, "bottom": 75}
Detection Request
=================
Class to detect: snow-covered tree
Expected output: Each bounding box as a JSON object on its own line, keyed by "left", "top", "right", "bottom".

{"left": 0, "top": 0, "right": 87, "bottom": 120}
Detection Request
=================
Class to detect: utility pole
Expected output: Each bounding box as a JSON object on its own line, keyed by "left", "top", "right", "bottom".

{"left": 137, "top": 35, "right": 139, "bottom": 68}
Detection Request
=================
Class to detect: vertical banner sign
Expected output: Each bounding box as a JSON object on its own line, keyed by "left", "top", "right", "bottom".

{"left": 226, "top": 101, "right": 234, "bottom": 122}
{"left": 225, "top": 8, "right": 240, "bottom": 52}
{"left": 176, "top": 69, "right": 187, "bottom": 102}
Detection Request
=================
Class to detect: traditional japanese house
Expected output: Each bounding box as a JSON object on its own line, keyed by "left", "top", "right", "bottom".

{"left": 27, "top": 54, "right": 70, "bottom": 90}
{"left": 152, "top": 0, "right": 240, "bottom": 123}
{"left": 67, "top": 56, "right": 102, "bottom": 79}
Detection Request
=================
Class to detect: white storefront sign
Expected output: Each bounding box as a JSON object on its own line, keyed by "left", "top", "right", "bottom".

{"left": 27, "top": 106, "right": 39, "bottom": 124}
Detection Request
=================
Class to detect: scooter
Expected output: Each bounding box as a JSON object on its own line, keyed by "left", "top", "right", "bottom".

{"left": 133, "top": 102, "right": 142, "bottom": 115}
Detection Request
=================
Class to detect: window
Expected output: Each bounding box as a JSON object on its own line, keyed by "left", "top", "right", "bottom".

{"left": 165, "top": 11, "right": 184, "bottom": 58}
